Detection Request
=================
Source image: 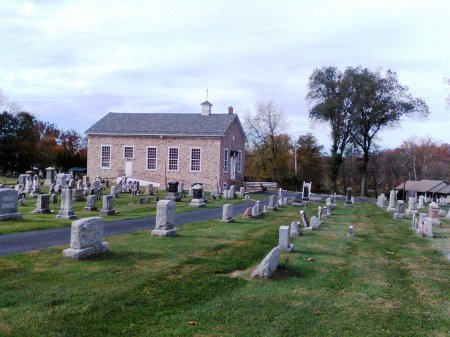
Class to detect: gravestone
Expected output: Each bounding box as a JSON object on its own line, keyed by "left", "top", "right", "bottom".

{"left": 317, "top": 206, "right": 322, "bottom": 220}
{"left": 229, "top": 185, "right": 236, "bottom": 198}
{"left": 0, "top": 189, "right": 22, "bottom": 220}
{"left": 263, "top": 205, "right": 267, "bottom": 213}
{"left": 418, "top": 195, "right": 425, "bottom": 209}
{"left": 387, "top": 190, "right": 397, "bottom": 212}
{"left": 177, "top": 182, "right": 184, "bottom": 197}
{"left": 68, "top": 179, "right": 75, "bottom": 189}
{"left": 255, "top": 200, "right": 261, "bottom": 213}
{"left": 310, "top": 215, "right": 320, "bottom": 229}
{"left": 189, "top": 184, "right": 206, "bottom": 207}
{"left": 347, "top": 225, "right": 354, "bottom": 236}
{"left": 100, "top": 195, "right": 117, "bottom": 216}
{"left": 92, "top": 179, "right": 100, "bottom": 190}
{"left": 292, "top": 193, "right": 303, "bottom": 207}
{"left": 427, "top": 202, "right": 440, "bottom": 227}
{"left": 211, "top": 180, "right": 219, "bottom": 197}
{"left": 166, "top": 180, "right": 181, "bottom": 202}
{"left": 152, "top": 200, "right": 177, "bottom": 237}
{"left": 72, "top": 189, "right": 85, "bottom": 202}
{"left": 111, "top": 185, "right": 118, "bottom": 198}
{"left": 299, "top": 210, "right": 309, "bottom": 228}
{"left": 54, "top": 183, "right": 62, "bottom": 193}
{"left": 51, "top": 193, "right": 58, "bottom": 204}
{"left": 25, "top": 175, "right": 33, "bottom": 193}
{"left": 406, "top": 197, "right": 418, "bottom": 215}
{"left": 394, "top": 200, "right": 405, "bottom": 219}
{"left": 56, "top": 189, "right": 76, "bottom": 219}
{"left": 245, "top": 194, "right": 250, "bottom": 201}
{"left": 411, "top": 213, "right": 417, "bottom": 230}
{"left": 44, "top": 167, "right": 56, "bottom": 187}
{"left": 63, "top": 217, "right": 109, "bottom": 259}
{"left": 15, "top": 184, "right": 24, "bottom": 195}
{"left": 290, "top": 221, "right": 301, "bottom": 236}
{"left": 18, "top": 174, "right": 28, "bottom": 186}
{"left": 32, "top": 194, "right": 52, "bottom": 214}
{"left": 146, "top": 184, "right": 154, "bottom": 196}
{"left": 417, "top": 213, "right": 427, "bottom": 235}
{"left": 267, "top": 195, "right": 276, "bottom": 212}
{"left": 345, "top": 188, "right": 353, "bottom": 206}
{"left": 239, "top": 186, "right": 245, "bottom": 197}
{"left": 76, "top": 180, "right": 83, "bottom": 190}
{"left": 278, "top": 225, "right": 294, "bottom": 252}
{"left": 84, "top": 195, "right": 97, "bottom": 211}
{"left": 243, "top": 207, "right": 252, "bottom": 218}
{"left": 302, "top": 181, "right": 311, "bottom": 202}
{"left": 421, "top": 218, "right": 434, "bottom": 238}
{"left": 221, "top": 204, "right": 234, "bottom": 222}
{"left": 251, "top": 205, "right": 258, "bottom": 217}
{"left": 251, "top": 247, "right": 280, "bottom": 279}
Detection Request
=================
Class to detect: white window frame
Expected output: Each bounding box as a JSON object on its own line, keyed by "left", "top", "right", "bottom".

{"left": 237, "top": 150, "right": 242, "bottom": 173}
{"left": 100, "top": 145, "right": 111, "bottom": 169}
{"left": 224, "top": 148, "right": 229, "bottom": 173}
{"left": 167, "top": 147, "right": 179, "bottom": 171}
{"left": 190, "top": 147, "right": 202, "bottom": 172}
{"left": 123, "top": 145, "right": 134, "bottom": 160}
{"left": 146, "top": 146, "right": 157, "bottom": 171}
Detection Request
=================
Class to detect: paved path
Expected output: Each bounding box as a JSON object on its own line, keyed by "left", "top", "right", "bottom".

{"left": 0, "top": 200, "right": 258, "bottom": 256}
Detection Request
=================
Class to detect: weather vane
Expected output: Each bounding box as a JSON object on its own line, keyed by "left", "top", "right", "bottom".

{"left": 206, "top": 87, "right": 209, "bottom": 101}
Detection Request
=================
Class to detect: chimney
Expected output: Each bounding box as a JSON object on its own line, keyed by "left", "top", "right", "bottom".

{"left": 228, "top": 106, "right": 234, "bottom": 114}
{"left": 201, "top": 101, "right": 212, "bottom": 116}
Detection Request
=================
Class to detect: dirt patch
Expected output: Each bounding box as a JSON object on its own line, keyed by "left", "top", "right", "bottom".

{"left": 229, "top": 270, "right": 246, "bottom": 278}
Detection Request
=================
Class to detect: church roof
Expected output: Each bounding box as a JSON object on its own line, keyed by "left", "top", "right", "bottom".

{"left": 85, "top": 112, "right": 244, "bottom": 137}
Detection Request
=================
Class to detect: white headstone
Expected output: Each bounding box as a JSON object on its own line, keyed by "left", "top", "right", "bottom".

{"left": 99, "top": 195, "right": 117, "bottom": 216}
{"left": 84, "top": 195, "right": 97, "bottom": 211}
{"left": 251, "top": 247, "right": 280, "bottom": 279}
{"left": 278, "top": 225, "right": 293, "bottom": 251}
{"left": 32, "top": 194, "right": 52, "bottom": 214}
{"left": 56, "top": 189, "right": 76, "bottom": 219}
{"left": 152, "top": 200, "right": 177, "bottom": 236}
{"left": 290, "top": 221, "right": 301, "bottom": 236}
{"left": 63, "top": 217, "right": 109, "bottom": 259}
{"left": 221, "top": 204, "right": 234, "bottom": 222}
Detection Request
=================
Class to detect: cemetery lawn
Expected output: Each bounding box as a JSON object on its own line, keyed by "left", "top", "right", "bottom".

{"left": 0, "top": 185, "right": 263, "bottom": 235}
{"left": 0, "top": 203, "right": 448, "bottom": 337}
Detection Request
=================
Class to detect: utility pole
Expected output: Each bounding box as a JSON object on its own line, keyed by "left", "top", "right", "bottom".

{"left": 294, "top": 143, "right": 298, "bottom": 191}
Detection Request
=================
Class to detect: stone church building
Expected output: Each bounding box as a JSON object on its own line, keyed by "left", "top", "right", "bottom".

{"left": 85, "top": 101, "right": 246, "bottom": 191}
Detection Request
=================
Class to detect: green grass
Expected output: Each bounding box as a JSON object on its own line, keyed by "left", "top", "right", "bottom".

{"left": 0, "top": 178, "right": 258, "bottom": 234}
{"left": 0, "top": 202, "right": 448, "bottom": 336}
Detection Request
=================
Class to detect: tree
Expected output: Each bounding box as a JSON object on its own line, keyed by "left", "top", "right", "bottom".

{"left": 244, "top": 101, "right": 294, "bottom": 185}
{"left": 295, "top": 133, "right": 324, "bottom": 191}
{"left": 0, "top": 110, "right": 39, "bottom": 173}
{"left": 345, "top": 67, "right": 429, "bottom": 196}
{"left": 307, "top": 66, "right": 354, "bottom": 192}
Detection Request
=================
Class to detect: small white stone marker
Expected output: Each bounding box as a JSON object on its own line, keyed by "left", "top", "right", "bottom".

{"left": 278, "top": 225, "right": 294, "bottom": 252}
{"left": 347, "top": 225, "right": 354, "bottom": 236}
{"left": 221, "top": 204, "right": 234, "bottom": 223}
{"left": 290, "top": 221, "right": 301, "bottom": 236}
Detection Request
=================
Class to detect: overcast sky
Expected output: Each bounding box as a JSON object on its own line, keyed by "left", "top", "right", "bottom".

{"left": 1, "top": 0, "right": 449, "bottom": 152}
